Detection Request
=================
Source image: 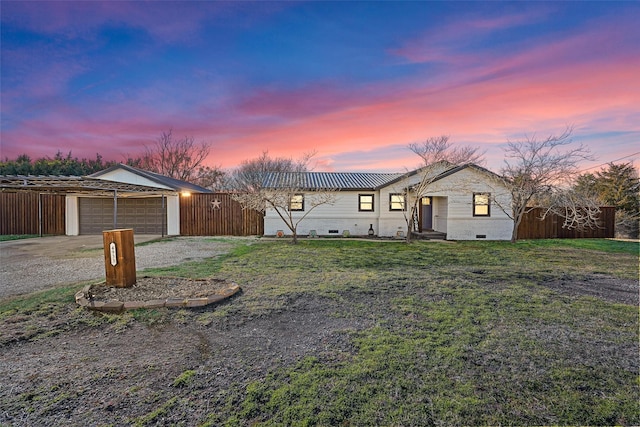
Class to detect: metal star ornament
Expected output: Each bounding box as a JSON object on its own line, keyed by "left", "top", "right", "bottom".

{"left": 210, "top": 199, "right": 222, "bottom": 210}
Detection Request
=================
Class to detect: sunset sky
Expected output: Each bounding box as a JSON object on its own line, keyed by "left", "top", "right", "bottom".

{"left": 1, "top": 1, "right": 639, "bottom": 173}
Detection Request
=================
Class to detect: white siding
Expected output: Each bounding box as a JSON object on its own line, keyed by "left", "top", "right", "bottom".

{"left": 440, "top": 194, "right": 512, "bottom": 240}
{"left": 421, "top": 168, "right": 512, "bottom": 240}
{"left": 166, "top": 195, "right": 180, "bottom": 235}
{"left": 95, "top": 170, "right": 173, "bottom": 190}
{"left": 433, "top": 196, "right": 447, "bottom": 233}
{"left": 65, "top": 195, "right": 79, "bottom": 236}
{"left": 264, "top": 191, "right": 383, "bottom": 236}
{"left": 264, "top": 166, "right": 514, "bottom": 240}
{"left": 378, "top": 184, "right": 411, "bottom": 237}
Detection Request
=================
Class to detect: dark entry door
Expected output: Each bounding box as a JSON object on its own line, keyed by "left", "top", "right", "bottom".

{"left": 421, "top": 197, "right": 433, "bottom": 231}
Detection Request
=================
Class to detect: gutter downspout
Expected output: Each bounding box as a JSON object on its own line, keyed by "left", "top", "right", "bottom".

{"left": 113, "top": 189, "right": 118, "bottom": 230}
{"left": 161, "top": 194, "right": 165, "bottom": 238}
{"left": 38, "top": 193, "right": 43, "bottom": 237}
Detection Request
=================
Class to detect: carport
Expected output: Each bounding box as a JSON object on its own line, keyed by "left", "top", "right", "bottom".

{"left": 0, "top": 175, "right": 176, "bottom": 236}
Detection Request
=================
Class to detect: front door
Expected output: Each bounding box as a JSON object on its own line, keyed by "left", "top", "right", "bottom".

{"left": 420, "top": 197, "right": 433, "bottom": 231}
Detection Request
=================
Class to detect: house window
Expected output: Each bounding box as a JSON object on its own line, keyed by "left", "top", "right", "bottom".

{"left": 473, "top": 193, "right": 490, "bottom": 216}
{"left": 359, "top": 194, "right": 374, "bottom": 212}
{"left": 389, "top": 193, "right": 405, "bottom": 211}
{"left": 290, "top": 194, "right": 304, "bottom": 211}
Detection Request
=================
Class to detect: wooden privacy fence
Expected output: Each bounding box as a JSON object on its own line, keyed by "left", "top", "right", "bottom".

{"left": 517, "top": 207, "right": 615, "bottom": 239}
{"left": 1, "top": 191, "right": 615, "bottom": 239}
{"left": 180, "top": 193, "right": 264, "bottom": 236}
{"left": 0, "top": 192, "right": 66, "bottom": 235}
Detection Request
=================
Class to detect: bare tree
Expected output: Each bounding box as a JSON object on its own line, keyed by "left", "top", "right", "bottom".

{"left": 230, "top": 151, "right": 297, "bottom": 192}
{"left": 540, "top": 188, "right": 602, "bottom": 232}
{"left": 575, "top": 162, "right": 640, "bottom": 238}
{"left": 401, "top": 135, "right": 485, "bottom": 242}
{"left": 193, "top": 165, "right": 227, "bottom": 191}
{"left": 494, "top": 126, "right": 593, "bottom": 242}
{"left": 409, "top": 135, "right": 485, "bottom": 166}
{"left": 231, "top": 151, "right": 337, "bottom": 243}
{"left": 141, "top": 130, "right": 211, "bottom": 183}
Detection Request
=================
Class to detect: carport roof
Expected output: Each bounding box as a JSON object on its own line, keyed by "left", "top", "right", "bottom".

{"left": 0, "top": 175, "right": 177, "bottom": 195}
{"left": 89, "top": 163, "right": 212, "bottom": 193}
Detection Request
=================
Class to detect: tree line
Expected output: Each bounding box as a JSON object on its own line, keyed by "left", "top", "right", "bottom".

{"left": 0, "top": 130, "right": 224, "bottom": 189}
{"left": 232, "top": 130, "right": 638, "bottom": 241}
{"left": 1, "top": 128, "right": 638, "bottom": 240}
{"left": 0, "top": 151, "right": 131, "bottom": 176}
{"left": 574, "top": 162, "right": 639, "bottom": 239}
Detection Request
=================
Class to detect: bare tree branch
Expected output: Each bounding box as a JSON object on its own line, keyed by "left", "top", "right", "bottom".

{"left": 231, "top": 151, "right": 335, "bottom": 243}
{"left": 230, "top": 150, "right": 310, "bottom": 193}
{"left": 409, "top": 135, "right": 485, "bottom": 166}
{"left": 141, "top": 129, "right": 211, "bottom": 183}
{"left": 403, "top": 135, "right": 485, "bottom": 242}
{"left": 193, "top": 165, "right": 227, "bottom": 191}
{"left": 497, "top": 126, "right": 594, "bottom": 242}
{"left": 574, "top": 162, "right": 640, "bottom": 238}
{"left": 540, "top": 188, "right": 602, "bottom": 231}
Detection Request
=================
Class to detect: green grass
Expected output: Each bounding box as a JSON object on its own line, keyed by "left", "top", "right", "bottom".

{"left": 0, "top": 234, "right": 40, "bottom": 241}
{"left": 131, "top": 397, "right": 179, "bottom": 426}
{"left": 228, "top": 285, "right": 637, "bottom": 425}
{"left": 516, "top": 237, "right": 639, "bottom": 254}
{"left": 140, "top": 238, "right": 254, "bottom": 278}
{"left": 0, "top": 280, "right": 136, "bottom": 343}
{"left": 172, "top": 369, "right": 197, "bottom": 388}
{"left": 200, "top": 239, "right": 638, "bottom": 426}
{"left": 0, "top": 284, "right": 79, "bottom": 321}
{"left": 2, "top": 238, "right": 638, "bottom": 425}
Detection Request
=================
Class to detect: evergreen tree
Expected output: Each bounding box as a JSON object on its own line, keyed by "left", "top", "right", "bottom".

{"left": 575, "top": 162, "right": 639, "bottom": 238}
{"left": 0, "top": 151, "right": 130, "bottom": 176}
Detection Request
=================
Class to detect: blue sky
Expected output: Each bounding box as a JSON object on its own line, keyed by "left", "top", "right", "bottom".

{"left": 1, "top": 1, "right": 639, "bottom": 173}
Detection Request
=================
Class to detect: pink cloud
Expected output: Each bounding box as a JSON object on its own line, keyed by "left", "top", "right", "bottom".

{"left": 199, "top": 38, "right": 639, "bottom": 172}
{"left": 3, "top": 38, "right": 636, "bottom": 172}
{"left": 2, "top": 6, "right": 637, "bottom": 174}
{"left": 237, "top": 83, "right": 350, "bottom": 119}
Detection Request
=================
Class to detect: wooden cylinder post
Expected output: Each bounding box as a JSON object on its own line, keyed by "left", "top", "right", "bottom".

{"left": 103, "top": 228, "right": 137, "bottom": 287}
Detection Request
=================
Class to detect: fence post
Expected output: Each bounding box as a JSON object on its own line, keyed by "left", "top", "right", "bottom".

{"left": 103, "top": 228, "right": 136, "bottom": 287}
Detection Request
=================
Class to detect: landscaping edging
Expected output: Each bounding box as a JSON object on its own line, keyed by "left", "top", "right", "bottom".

{"left": 75, "top": 283, "right": 241, "bottom": 313}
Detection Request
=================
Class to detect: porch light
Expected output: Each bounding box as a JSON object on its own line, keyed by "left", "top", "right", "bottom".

{"left": 181, "top": 191, "right": 191, "bottom": 197}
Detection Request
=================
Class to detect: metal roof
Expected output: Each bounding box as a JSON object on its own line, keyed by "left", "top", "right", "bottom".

{"left": 262, "top": 172, "right": 404, "bottom": 190}
{"left": 262, "top": 163, "right": 506, "bottom": 191}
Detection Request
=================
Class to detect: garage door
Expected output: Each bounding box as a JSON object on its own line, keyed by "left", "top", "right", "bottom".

{"left": 79, "top": 197, "right": 166, "bottom": 235}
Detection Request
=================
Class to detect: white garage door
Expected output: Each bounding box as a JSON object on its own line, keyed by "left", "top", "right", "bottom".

{"left": 79, "top": 197, "right": 166, "bottom": 235}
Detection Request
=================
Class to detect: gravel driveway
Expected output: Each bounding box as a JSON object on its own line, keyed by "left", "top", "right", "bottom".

{"left": 0, "top": 236, "right": 242, "bottom": 299}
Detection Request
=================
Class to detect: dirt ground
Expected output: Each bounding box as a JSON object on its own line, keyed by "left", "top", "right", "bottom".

{"left": 0, "top": 235, "right": 235, "bottom": 299}
{"left": 0, "top": 294, "right": 367, "bottom": 426}
{"left": 0, "top": 238, "right": 638, "bottom": 426}
{"left": 0, "top": 237, "right": 368, "bottom": 425}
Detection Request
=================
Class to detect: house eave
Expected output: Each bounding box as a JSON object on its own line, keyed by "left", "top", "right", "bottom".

{"left": 89, "top": 163, "right": 212, "bottom": 193}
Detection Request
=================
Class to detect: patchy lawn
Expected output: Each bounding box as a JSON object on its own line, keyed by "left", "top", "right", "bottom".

{"left": 1, "top": 238, "right": 638, "bottom": 426}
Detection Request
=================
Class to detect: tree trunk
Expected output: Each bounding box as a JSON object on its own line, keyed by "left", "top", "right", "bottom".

{"left": 406, "top": 224, "right": 413, "bottom": 243}
{"left": 405, "top": 206, "right": 417, "bottom": 243}
{"left": 511, "top": 215, "right": 522, "bottom": 243}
